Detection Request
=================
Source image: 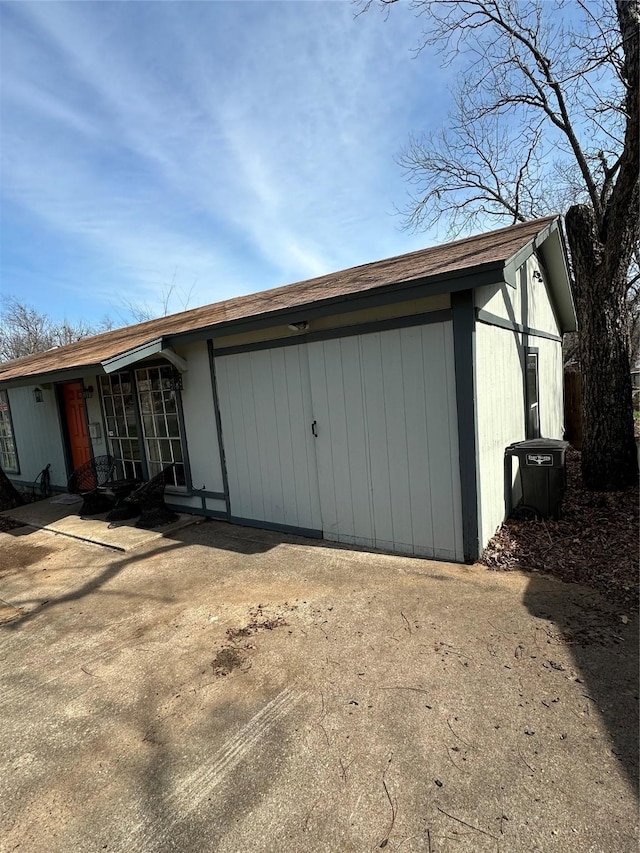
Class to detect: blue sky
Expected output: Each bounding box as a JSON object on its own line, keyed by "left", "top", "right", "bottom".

{"left": 1, "top": 1, "right": 451, "bottom": 326}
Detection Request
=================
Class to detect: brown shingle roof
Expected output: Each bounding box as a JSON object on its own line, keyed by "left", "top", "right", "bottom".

{"left": 0, "top": 216, "right": 558, "bottom": 383}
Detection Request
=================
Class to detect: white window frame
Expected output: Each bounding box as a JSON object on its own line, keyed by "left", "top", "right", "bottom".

{"left": 135, "top": 365, "right": 187, "bottom": 489}
{"left": 99, "top": 365, "right": 188, "bottom": 490}
{"left": 0, "top": 389, "right": 19, "bottom": 474}
{"left": 525, "top": 348, "right": 541, "bottom": 439}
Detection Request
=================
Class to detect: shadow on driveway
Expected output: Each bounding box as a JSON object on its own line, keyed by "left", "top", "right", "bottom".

{"left": 523, "top": 573, "right": 639, "bottom": 791}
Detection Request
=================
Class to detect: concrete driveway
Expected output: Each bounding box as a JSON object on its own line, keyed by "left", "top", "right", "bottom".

{"left": 1, "top": 519, "right": 637, "bottom": 853}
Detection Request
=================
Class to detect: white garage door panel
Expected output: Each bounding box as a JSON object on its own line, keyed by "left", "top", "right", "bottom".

{"left": 308, "top": 324, "right": 464, "bottom": 560}
{"left": 309, "top": 336, "right": 374, "bottom": 546}
{"left": 215, "top": 346, "right": 322, "bottom": 532}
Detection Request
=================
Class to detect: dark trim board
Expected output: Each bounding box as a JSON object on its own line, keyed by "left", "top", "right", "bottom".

{"left": 229, "top": 515, "right": 323, "bottom": 540}
{"left": 190, "top": 489, "right": 226, "bottom": 501}
{"left": 165, "top": 503, "right": 228, "bottom": 520}
{"left": 214, "top": 309, "right": 453, "bottom": 357}
{"left": 207, "top": 339, "right": 231, "bottom": 516}
{"left": 451, "top": 290, "right": 480, "bottom": 563}
{"left": 475, "top": 309, "right": 562, "bottom": 343}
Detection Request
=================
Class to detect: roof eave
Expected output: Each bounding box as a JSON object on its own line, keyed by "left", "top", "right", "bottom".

{"left": 502, "top": 217, "right": 577, "bottom": 334}
{"left": 537, "top": 220, "right": 577, "bottom": 334}
{"left": 0, "top": 363, "right": 104, "bottom": 390}
{"left": 166, "top": 260, "right": 507, "bottom": 349}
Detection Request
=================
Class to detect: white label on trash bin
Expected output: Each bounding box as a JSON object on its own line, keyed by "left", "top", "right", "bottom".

{"left": 526, "top": 453, "right": 553, "bottom": 466}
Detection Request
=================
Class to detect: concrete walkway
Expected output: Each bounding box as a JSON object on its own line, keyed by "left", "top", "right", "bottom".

{"left": 0, "top": 519, "right": 637, "bottom": 852}
{"left": 1, "top": 494, "right": 197, "bottom": 551}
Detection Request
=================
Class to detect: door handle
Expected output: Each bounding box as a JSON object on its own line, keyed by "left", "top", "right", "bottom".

{"left": 311, "top": 420, "right": 318, "bottom": 438}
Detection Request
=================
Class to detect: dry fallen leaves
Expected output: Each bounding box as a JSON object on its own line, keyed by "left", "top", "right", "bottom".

{"left": 482, "top": 447, "right": 639, "bottom": 611}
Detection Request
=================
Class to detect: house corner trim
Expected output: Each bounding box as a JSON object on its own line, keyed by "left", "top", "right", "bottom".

{"left": 451, "top": 290, "right": 480, "bottom": 562}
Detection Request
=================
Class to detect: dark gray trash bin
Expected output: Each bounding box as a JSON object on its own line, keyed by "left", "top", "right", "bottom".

{"left": 505, "top": 438, "right": 569, "bottom": 519}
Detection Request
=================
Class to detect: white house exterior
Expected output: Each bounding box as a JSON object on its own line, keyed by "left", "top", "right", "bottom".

{"left": 0, "top": 217, "right": 576, "bottom": 562}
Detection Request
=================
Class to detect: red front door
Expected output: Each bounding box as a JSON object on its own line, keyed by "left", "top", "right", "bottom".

{"left": 62, "top": 383, "right": 91, "bottom": 471}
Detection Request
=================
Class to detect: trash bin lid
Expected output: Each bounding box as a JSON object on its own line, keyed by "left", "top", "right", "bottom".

{"left": 505, "top": 437, "right": 568, "bottom": 466}
{"left": 506, "top": 438, "right": 569, "bottom": 452}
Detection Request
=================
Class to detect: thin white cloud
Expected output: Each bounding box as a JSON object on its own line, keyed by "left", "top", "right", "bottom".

{"left": 1, "top": 1, "right": 447, "bottom": 320}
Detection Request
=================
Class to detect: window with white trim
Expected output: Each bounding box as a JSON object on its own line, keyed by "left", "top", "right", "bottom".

{"left": 526, "top": 350, "right": 541, "bottom": 439}
{"left": 0, "top": 390, "right": 19, "bottom": 473}
{"left": 99, "top": 372, "right": 143, "bottom": 479}
{"left": 99, "top": 365, "right": 186, "bottom": 488}
{"left": 135, "top": 365, "right": 185, "bottom": 488}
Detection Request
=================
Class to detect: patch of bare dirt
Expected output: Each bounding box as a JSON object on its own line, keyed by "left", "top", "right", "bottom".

{"left": 212, "top": 604, "right": 292, "bottom": 678}
{"left": 482, "top": 446, "right": 638, "bottom": 611}
{"left": 212, "top": 646, "right": 250, "bottom": 677}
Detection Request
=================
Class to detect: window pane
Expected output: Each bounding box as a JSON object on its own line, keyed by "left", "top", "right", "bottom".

{"left": 154, "top": 416, "right": 168, "bottom": 438}
{"left": 133, "top": 367, "right": 186, "bottom": 488}
{"left": 526, "top": 352, "right": 540, "bottom": 439}
{"left": 166, "top": 415, "right": 179, "bottom": 437}
{"left": 0, "top": 391, "right": 17, "bottom": 472}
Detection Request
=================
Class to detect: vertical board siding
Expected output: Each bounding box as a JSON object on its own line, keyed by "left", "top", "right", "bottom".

{"left": 475, "top": 303, "right": 565, "bottom": 553}
{"left": 525, "top": 257, "right": 561, "bottom": 336}
{"left": 399, "top": 326, "right": 435, "bottom": 555}
{"left": 475, "top": 259, "right": 561, "bottom": 338}
{"left": 309, "top": 323, "right": 464, "bottom": 560}
{"left": 177, "top": 342, "right": 225, "bottom": 494}
{"left": 474, "top": 322, "right": 526, "bottom": 550}
{"left": 360, "top": 334, "right": 393, "bottom": 548}
{"left": 531, "top": 336, "right": 564, "bottom": 439}
{"left": 215, "top": 346, "right": 322, "bottom": 531}
{"left": 215, "top": 323, "right": 463, "bottom": 560}
{"left": 6, "top": 385, "right": 67, "bottom": 486}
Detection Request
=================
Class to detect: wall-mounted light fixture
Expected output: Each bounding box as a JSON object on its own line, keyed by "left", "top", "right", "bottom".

{"left": 82, "top": 385, "right": 94, "bottom": 399}
{"left": 34, "top": 387, "right": 44, "bottom": 403}
{"left": 532, "top": 270, "right": 543, "bottom": 282}
{"left": 287, "top": 320, "right": 309, "bottom": 332}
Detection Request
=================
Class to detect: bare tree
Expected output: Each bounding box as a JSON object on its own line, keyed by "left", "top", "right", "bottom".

{"left": 0, "top": 296, "right": 114, "bottom": 363}
{"left": 114, "top": 273, "right": 197, "bottom": 324}
{"left": 364, "top": 0, "right": 639, "bottom": 489}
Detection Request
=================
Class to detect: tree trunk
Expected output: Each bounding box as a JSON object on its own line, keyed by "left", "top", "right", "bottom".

{"left": 565, "top": 204, "right": 637, "bottom": 490}
{"left": 0, "top": 466, "right": 25, "bottom": 511}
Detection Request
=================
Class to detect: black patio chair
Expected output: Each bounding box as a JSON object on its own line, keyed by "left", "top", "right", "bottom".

{"left": 67, "top": 455, "right": 116, "bottom": 516}
{"left": 108, "top": 463, "right": 178, "bottom": 529}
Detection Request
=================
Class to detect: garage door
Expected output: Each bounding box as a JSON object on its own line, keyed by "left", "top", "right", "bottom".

{"left": 215, "top": 322, "right": 464, "bottom": 560}
{"left": 308, "top": 325, "right": 464, "bottom": 560}
{"left": 215, "top": 345, "right": 322, "bottom": 534}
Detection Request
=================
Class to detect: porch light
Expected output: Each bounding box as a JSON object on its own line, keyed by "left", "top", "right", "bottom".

{"left": 34, "top": 387, "right": 44, "bottom": 403}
